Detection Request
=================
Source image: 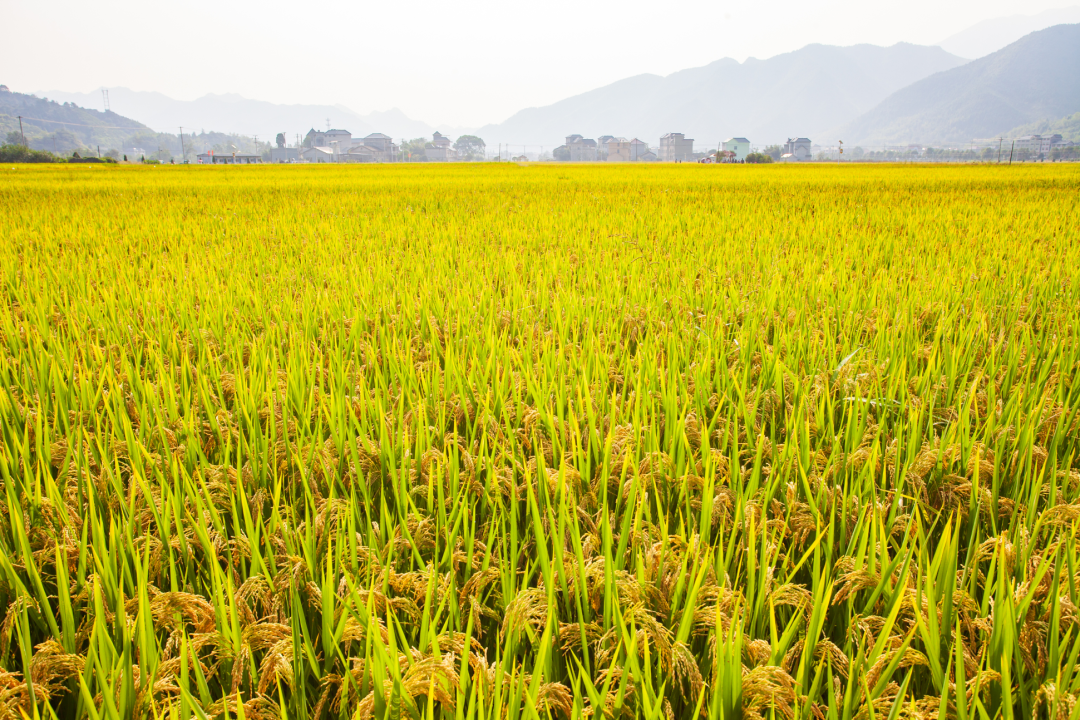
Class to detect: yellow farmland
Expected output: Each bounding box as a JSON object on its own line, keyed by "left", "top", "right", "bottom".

{"left": 0, "top": 163, "right": 1078, "bottom": 719}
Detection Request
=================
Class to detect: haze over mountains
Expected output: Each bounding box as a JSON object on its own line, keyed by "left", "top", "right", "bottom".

{"left": 835, "top": 23, "right": 1080, "bottom": 145}
{"left": 35, "top": 87, "right": 461, "bottom": 144}
{"left": 936, "top": 5, "right": 1080, "bottom": 60}
{"left": 19, "top": 9, "right": 1080, "bottom": 153}
{"left": 475, "top": 43, "right": 966, "bottom": 148}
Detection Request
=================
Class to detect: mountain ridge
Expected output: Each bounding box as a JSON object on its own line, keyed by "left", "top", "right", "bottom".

{"left": 33, "top": 87, "right": 467, "bottom": 143}
{"left": 937, "top": 5, "right": 1080, "bottom": 59}
{"left": 833, "top": 23, "right": 1080, "bottom": 146}
{"left": 474, "top": 42, "right": 967, "bottom": 148}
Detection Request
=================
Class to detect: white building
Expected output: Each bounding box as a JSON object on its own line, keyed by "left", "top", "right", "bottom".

{"left": 304, "top": 128, "right": 352, "bottom": 150}
{"left": 362, "top": 133, "right": 398, "bottom": 157}
{"left": 1016, "top": 134, "right": 1065, "bottom": 157}
{"left": 722, "top": 137, "right": 750, "bottom": 162}
{"left": 196, "top": 152, "right": 261, "bottom": 164}
{"left": 659, "top": 133, "right": 694, "bottom": 162}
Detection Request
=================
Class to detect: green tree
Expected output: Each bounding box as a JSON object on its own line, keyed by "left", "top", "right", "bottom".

{"left": 402, "top": 138, "right": 429, "bottom": 161}
{"left": 5, "top": 131, "right": 27, "bottom": 147}
{"left": 0, "top": 144, "right": 58, "bottom": 162}
{"left": 453, "top": 135, "right": 486, "bottom": 160}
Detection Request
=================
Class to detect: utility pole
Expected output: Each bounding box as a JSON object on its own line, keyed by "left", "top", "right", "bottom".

{"left": 997, "top": 137, "right": 1003, "bottom": 164}
{"left": 254, "top": 135, "right": 258, "bottom": 161}
{"left": 838, "top": 139, "right": 843, "bottom": 165}
{"left": 17, "top": 116, "right": 25, "bottom": 145}
{"left": 179, "top": 127, "right": 186, "bottom": 163}
{"left": 1008, "top": 140, "right": 1015, "bottom": 165}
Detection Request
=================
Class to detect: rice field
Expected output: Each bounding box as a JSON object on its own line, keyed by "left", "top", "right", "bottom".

{"left": 1, "top": 162, "right": 1079, "bottom": 720}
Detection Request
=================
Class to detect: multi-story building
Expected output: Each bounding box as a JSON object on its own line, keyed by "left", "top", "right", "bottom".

{"left": 781, "top": 137, "right": 812, "bottom": 161}
{"left": 343, "top": 134, "right": 400, "bottom": 162}
{"left": 304, "top": 128, "right": 353, "bottom": 150}
{"left": 606, "top": 138, "right": 631, "bottom": 161}
{"left": 564, "top": 135, "right": 598, "bottom": 162}
{"left": 659, "top": 133, "right": 694, "bottom": 162}
{"left": 722, "top": 137, "right": 750, "bottom": 162}
{"left": 362, "top": 133, "right": 398, "bottom": 155}
{"left": 1017, "top": 134, "right": 1065, "bottom": 157}
{"left": 606, "top": 137, "right": 654, "bottom": 161}
{"left": 425, "top": 131, "right": 456, "bottom": 161}
{"left": 630, "top": 138, "right": 651, "bottom": 161}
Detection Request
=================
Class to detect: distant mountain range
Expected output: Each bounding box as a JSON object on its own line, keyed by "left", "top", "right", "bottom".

{"left": 16, "top": 18, "right": 1080, "bottom": 156}
{"left": 473, "top": 43, "right": 967, "bottom": 148}
{"left": 34, "top": 87, "right": 463, "bottom": 144}
{"left": 936, "top": 6, "right": 1080, "bottom": 60}
{"left": 834, "top": 24, "right": 1080, "bottom": 146}
{"left": 0, "top": 90, "right": 149, "bottom": 153}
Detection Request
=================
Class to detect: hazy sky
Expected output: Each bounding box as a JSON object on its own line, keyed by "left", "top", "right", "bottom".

{"left": 3, "top": 0, "right": 1075, "bottom": 127}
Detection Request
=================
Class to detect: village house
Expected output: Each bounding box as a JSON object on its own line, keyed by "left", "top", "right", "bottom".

{"left": 362, "top": 133, "right": 398, "bottom": 157}
{"left": 659, "top": 133, "right": 694, "bottom": 162}
{"left": 196, "top": 151, "right": 261, "bottom": 164}
{"left": 301, "top": 146, "right": 335, "bottom": 163}
{"left": 630, "top": 138, "right": 653, "bottom": 161}
{"left": 564, "top": 135, "right": 598, "bottom": 162}
{"left": 425, "top": 132, "right": 456, "bottom": 161}
{"left": 294, "top": 129, "right": 401, "bottom": 162}
{"left": 722, "top": 137, "right": 750, "bottom": 162}
{"left": 605, "top": 137, "right": 654, "bottom": 162}
{"left": 781, "top": 137, "right": 812, "bottom": 161}
{"left": 606, "top": 138, "right": 631, "bottom": 161}
{"left": 343, "top": 145, "right": 378, "bottom": 163}
{"left": 596, "top": 136, "right": 616, "bottom": 160}
{"left": 304, "top": 128, "right": 353, "bottom": 151}
{"left": 341, "top": 133, "right": 400, "bottom": 162}
{"left": 269, "top": 147, "right": 300, "bottom": 163}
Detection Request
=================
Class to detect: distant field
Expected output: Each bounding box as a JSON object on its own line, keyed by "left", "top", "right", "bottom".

{"left": 1, "top": 163, "right": 1078, "bottom": 720}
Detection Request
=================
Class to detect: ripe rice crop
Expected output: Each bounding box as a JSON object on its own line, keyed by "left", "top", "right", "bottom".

{"left": 0, "top": 162, "right": 1079, "bottom": 720}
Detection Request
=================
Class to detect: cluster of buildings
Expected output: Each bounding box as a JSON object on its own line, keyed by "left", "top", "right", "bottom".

{"left": 555, "top": 134, "right": 814, "bottom": 163}
{"left": 555, "top": 133, "right": 693, "bottom": 162}
{"left": 267, "top": 129, "right": 404, "bottom": 163}
{"left": 258, "top": 128, "right": 461, "bottom": 163}
{"left": 196, "top": 126, "right": 820, "bottom": 165}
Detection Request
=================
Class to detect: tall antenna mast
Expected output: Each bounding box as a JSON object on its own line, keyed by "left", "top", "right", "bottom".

{"left": 102, "top": 89, "right": 110, "bottom": 112}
